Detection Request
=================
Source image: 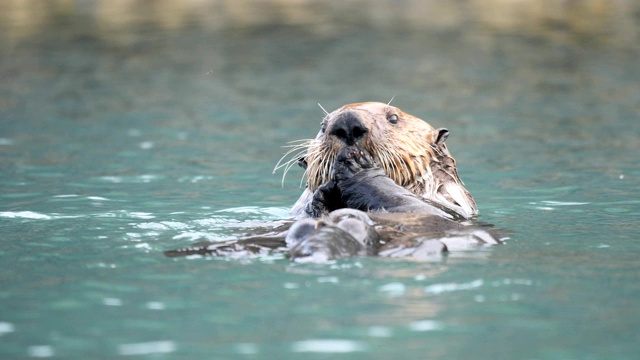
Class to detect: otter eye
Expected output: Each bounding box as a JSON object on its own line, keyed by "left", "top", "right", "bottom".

{"left": 321, "top": 123, "right": 327, "bottom": 133}
{"left": 387, "top": 114, "right": 398, "bottom": 124}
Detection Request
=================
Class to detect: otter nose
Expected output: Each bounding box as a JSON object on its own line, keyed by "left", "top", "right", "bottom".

{"left": 329, "top": 111, "right": 368, "bottom": 146}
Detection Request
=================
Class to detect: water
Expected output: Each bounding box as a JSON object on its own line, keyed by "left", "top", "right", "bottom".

{"left": 1, "top": 0, "right": 640, "bottom": 358}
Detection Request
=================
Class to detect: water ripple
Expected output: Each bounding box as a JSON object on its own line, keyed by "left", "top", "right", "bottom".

{"left": 0, "top": 211, "right": 52, "bottom": 220}
{"left": 98, "top": 175, "right": 163, "bottom": 183}
{"left": 540, "top": 201, "right": 590, "bottom": 206}
{"left": 27, "top": 345, "right": 54, "bottom": 358}
{"left": 408, "top": 320, "right": 443, "bottom": 332}
{"left": 424, "top": 279, "right": 484, "bottom": 294}
{"left": 367, "top": 326, "right": 393, "bottom": 337}
{"left": 378, "top": 282, "right": 407, "bottom": 297}
{"left": 0, "top": 211, "right": 82, "bottom": 220}
{"left": 117, "top": 341, "right": 176, "bottom": 356}
{"left": 291, "top": 339, "right": 367, "bottom": 353}
{"left": 0, "top": 322, "right": 15, "bottom": 337}
{"left": 234, "top": 343, "right": 259, "bottom": 355}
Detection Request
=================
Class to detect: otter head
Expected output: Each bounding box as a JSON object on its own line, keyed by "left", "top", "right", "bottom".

{"left": 277, "top": 102, "right": 478, "bottom": 218}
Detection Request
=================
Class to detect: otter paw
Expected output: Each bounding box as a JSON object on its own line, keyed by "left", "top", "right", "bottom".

{"left": 305, "top": 180, "right": 344, "bottom": 218}
{"left": 333, "top": 146, "right": 377, "bottom": 182}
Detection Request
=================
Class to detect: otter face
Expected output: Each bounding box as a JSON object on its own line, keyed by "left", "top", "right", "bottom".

{"left": 276, "top": 102, "right": 478, "bottom": 218}
{"left": 306, "top": 102, "right": 445, "bottom": 190}
{"left": 320, "top": 102, "right": 432, "bottom": 148}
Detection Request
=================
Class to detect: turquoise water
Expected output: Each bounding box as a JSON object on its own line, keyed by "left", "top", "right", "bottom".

{"left": 2, "top": 1, "right": 640, "bottom": 358}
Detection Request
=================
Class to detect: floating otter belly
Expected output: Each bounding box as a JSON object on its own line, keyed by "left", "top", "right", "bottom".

{"left": 166, "top": 102, "right": 502, "bottom": 262}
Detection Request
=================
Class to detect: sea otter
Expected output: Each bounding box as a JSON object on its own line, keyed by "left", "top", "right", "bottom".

{"left": 165, "top": 102, "right": 501, "bottom": 262}
{"left": 278, "top": 102, "right": 478, "bottom": 220}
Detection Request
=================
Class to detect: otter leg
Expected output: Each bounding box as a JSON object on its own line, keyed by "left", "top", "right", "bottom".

{"left": 305, "top": 180, "right": 346, "bottom": 218}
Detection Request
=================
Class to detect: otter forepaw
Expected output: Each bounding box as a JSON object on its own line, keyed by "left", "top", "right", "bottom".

{"left": 305, "top": 193, "right": 326, "bottom": 218}
{"left": 333, "top": 146, "right": 377, "bottom": 182}
{"left": 305, "top": 180, "right": 344, "bottom": 218}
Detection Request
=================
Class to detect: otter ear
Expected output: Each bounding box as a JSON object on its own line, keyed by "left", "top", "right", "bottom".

{"left": 427, "top": 128, "right": 449, "bottom": 145}
{"left": 435, "top": 128, "right": 449, "bottom": 145}
{"left": 297, "top": 157, "right": 308, "bottom": 170}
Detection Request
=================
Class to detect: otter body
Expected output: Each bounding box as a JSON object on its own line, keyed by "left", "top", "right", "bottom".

{"left": 166, "top": 102, "right": 501, "bottom": 262}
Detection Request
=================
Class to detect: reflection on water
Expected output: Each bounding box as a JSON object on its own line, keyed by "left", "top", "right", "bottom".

{"left": 1, "top": 0, "right": 640, "bottom": 359}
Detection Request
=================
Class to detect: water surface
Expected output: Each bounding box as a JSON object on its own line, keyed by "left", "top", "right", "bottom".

{"left": 1, "top": 1, "right": 640, "bottom": 358}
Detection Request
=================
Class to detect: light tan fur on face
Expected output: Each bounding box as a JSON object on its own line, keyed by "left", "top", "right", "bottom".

{"left": 277, "top": 102, "right": 478, "bottom": 218}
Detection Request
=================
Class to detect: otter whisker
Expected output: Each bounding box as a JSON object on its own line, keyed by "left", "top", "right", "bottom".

{"left": 387, "top": 94, "right": 396, "bottom": 106}
{"left": 274, "top": 150, "right": 304, "bottom": 174}
{"left": 279, "top": 145, "right": 308, "bottom": 157}
{"left": 322, "top": 158, "right": 334, "bottom": 183}
{"left": 276, "top": 160, "right": 300, "bottom": 182}
{"left": 318, "top": 103, "right": 329, "bottom": 116}
{"left": 281, "top": 160, "right": 299, "bottom": 186}
{"left": 280, "top": 149, "right": 310, "bottom": 186}
{"left": 378, "top": 143, "right": 406, "bottom": 183}
{"left": 305, "top": 144, "right": 335, "bottom": 190}
{"left": 275, "top": 149, "right": 307, "bottom": 171}
{"left": 279, "top": 146, "right": 309, "bottom": 163}
{"left": 274, "top": 149, "right": 307, "bottom": 171}
{"left": 377, "top": 147, "right": 391, "bottom": 171}
{"left": 273, "top": 140, "right": 313, "bottom": 174}
{"left": 285, "top": 138, "right": 315, "bottom": 144}
{"left": 274, "top": 142, "right": 311, "bottom": 187}
{"left": 280, "top": 145, "right": 309, "bottom": 152}
{"left": 299, "top": 168, "right": 308, "bottom": 188}
{"left": 279, "top": 142, "right": 312, "bottom": 156}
